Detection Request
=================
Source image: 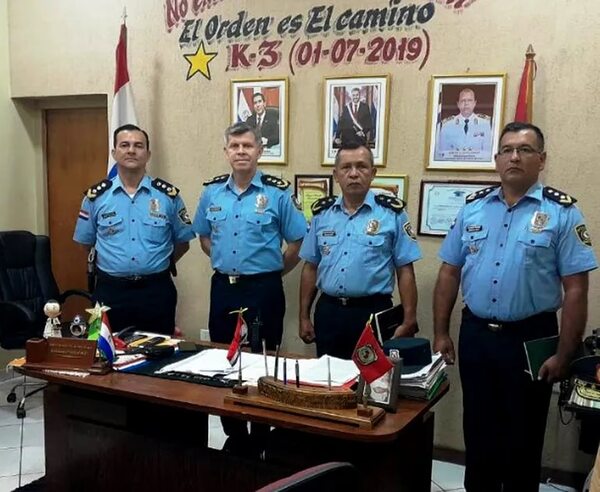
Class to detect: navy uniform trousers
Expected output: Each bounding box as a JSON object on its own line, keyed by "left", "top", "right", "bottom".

{"left": 459, "top": 306, "right": 558, "bottom": 492}
{"left": 314, "top": 293, "right": 392, "bottom": 359}
{"left": 209, "top": 270, "right": 285, "bottom": 445}
{"left": 93, "top": 270, "right": 177, "bottom": 336}
{"left": 208, "top": 271, "right": 285, "bottom": 351}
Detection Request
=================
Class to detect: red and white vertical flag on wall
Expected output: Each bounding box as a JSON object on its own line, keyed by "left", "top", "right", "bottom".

{"left": 108, "top": 12, "right": 138, "bottom": 178}
{"left": 514, "top": 45, "right": 537, "bottom": 123}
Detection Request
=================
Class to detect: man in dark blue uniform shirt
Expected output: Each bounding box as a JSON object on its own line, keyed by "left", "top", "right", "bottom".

{"left": 74, "top": 124, "right": 194, "bottom": 335}
{"left": 433, "top": 122, "right": 598, "bottom": 491}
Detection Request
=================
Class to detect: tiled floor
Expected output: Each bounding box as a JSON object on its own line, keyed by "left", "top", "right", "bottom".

{"left": 0, "top": 373, "right": 579, "bottom": 492}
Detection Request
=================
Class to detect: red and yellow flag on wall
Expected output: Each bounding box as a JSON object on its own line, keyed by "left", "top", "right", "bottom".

{"left": 514, "top": 45, "right": 537, "bottom": 123}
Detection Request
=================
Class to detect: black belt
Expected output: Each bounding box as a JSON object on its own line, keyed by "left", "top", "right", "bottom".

{"left": 96, "top": 269, "right": 170, "bottom": 284}
{"left": 464, "top": 306, "right": 556, "bottom": 332}
{"left": 320, "top": 293, "right": 391, "bottom": 308}
{"left": 213, "top": 270, "right": 281, "bottom": 285}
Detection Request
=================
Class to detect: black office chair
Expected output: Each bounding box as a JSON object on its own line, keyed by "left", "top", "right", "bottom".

{"left": 255, "top": 462, "right": 358, "bottom": 492}
{"left": 0, "top": 230, "right": 92, "bottom": 417}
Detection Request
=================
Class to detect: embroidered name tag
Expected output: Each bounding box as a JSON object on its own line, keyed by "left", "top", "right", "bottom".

{"left": 101, "top": 211, "right": 117, "bottom": 219}
{"left": 322, "top": 230, "right": 336, "bottom": 237}
{"left": 466, "top": 225, "right": 483, "bottom": 233}
{"left": 209, "top": 206, "right": 222, "bottom": 212}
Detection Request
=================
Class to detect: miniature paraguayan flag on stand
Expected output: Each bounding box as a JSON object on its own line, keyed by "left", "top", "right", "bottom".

{"left": 97, "top": 312, "right": 117, "bottom": 363}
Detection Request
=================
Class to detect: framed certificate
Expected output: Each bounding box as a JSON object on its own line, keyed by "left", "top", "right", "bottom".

{"left": 294, "top": 174, "right": 334, "bottom": 222}
{"left": 418, "top": 180, "right": 499, "bottom": 236}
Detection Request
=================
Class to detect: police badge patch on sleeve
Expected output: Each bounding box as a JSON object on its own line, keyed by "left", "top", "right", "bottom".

{"left": 575, "top": 224, "right": 592, "bottom": 246}
{"left": 178, "top": 207, "right": 192, "bottom": 225}
{"left": 403, "top": 221, "right": 417, "bottom": 241}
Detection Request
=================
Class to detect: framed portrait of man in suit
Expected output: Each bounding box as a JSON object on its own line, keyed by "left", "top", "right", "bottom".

{"left": 230, "top": 78, "right": 288, "bottom": 164}
{"left": 425, "top": 73, "right": 506, "bottom": 171}
{"left": 322, "top": 75, "right": 390, "bottom": 166}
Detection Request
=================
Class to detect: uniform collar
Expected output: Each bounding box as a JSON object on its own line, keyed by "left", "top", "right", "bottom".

{"left": 494, "top": 182, "right": 543, "bottom": 204}
{"left": 112, "top": 174, "right": 152, "bottom": 194}
{"left": 457, "top": 113, "right": 476, "bottom": 123}
{"left": 226, "top": 170, "right": 264, "bottom": 192}
{"left": 333, "top": 190, "right": 375, "bottom": 213}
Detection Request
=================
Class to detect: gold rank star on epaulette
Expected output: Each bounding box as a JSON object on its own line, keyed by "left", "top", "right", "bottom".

{"left": 477, "top": 113, "right": 491, "bottom": 120}
{"left": 152, "top": 178, "right": 180, "bottom": 198}
{"left": 311, "top": 196, "right": 336, "bottom": 216}
{"left": 465, "top": 186, "right": 499, "bottom": 203}
{"left": 84, "top": 179, "right": 112, "bottom": 201}
{"left": 203, "top": 174, "right": 229, "bottom": 186}
{"left": 375, "top": 194, "right": 405, "bottom": 213}
{"left": 261, "top": 174, "right": 290, "bottom": 190}
{"left": 543, "top": 186, "right": 577, "bottom": 207}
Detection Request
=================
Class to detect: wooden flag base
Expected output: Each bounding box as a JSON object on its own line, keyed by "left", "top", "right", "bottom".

{"left": 225, "top": 385, "right": 385, "bottom": 429}
{"left": 232, "top": 384, "right": 248, "bottom": 395}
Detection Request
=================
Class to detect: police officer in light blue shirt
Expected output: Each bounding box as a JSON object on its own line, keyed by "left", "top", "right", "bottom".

{"left": 433, "top": 122, "right": 598, "bottom": 492}
{"left": 299, "top": 142, "right": 422, "bottom": 359}
{"left": 74, "top": 124, "right": 194, "bottom": 335}
{"left": 193, "top": 122, "right": 306, "bottom": 349}
{"left": 436, "top": 88, "right": 493, "bottom": 162}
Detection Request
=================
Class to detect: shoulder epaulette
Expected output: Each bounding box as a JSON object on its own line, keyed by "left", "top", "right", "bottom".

{"left": 203, "top": 174, "right": 229, "bottom": 186}
{"left": 442, "top": 115, "right": 455, "bottom": 123}
{"left": 84, "top": 179, "right": 112, "bottom": 201}
{"left": 465, "top": 186, "right": 499, "bottom": 204}
{"left": 152, "top": 178, "right": 180, "bottom": 198}
{"left": 261, "top": 174, "right": 290, "bottom": 190}
{"left": 543, "top": 186, "right": 577, "bottom": 207}
{"left": 311, "top": 196, "right": 336, "bottom": 216}
{"left": 375, "top": 194, "right": 405, "bottom": 213}
{"left": 477, "top": 113, "right": 491, "bottom": 120}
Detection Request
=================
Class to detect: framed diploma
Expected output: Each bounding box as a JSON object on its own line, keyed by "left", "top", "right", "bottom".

{"left": 294, "top": 174, "right": 334, "bottom": 222}
{"left": 418, "top": 180, "right": 499, "bottom": 236}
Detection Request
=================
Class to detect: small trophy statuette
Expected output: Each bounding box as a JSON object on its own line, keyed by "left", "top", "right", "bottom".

{"left": 43, "top": 300, "right": 62, "bottom": 338}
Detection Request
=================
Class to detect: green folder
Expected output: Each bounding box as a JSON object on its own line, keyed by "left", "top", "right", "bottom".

{"left": 523, "top": 335, "right": 559, "bottom": 380}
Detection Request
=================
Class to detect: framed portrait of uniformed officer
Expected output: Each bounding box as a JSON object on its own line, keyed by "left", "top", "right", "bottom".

{"left": 230, "top": 78, "right": 288, "bottom": 164}
{"left": 323, "top": 75, "right": 390, "bottom": 166}
{"left": 425, "top": 74, "right": 506, "bottom": 171}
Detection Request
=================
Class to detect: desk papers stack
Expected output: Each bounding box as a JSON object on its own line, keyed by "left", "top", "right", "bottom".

{"left": 399, "top": 353, "right": 447, "bottom": 400}
{"left": 155, "top": 348, "right": 359, "bottom": 387}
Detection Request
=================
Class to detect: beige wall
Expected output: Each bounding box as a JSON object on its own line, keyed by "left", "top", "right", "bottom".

{"left": 4, "top": 0, "right": 600, "bottom": 473}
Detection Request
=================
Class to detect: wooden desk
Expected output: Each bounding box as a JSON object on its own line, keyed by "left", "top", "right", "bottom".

{"left": 19, "top": 365, "right": 447, "bottom": 491}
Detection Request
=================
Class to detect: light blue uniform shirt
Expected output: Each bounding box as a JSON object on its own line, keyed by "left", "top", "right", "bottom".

{"left": 299, "top": 191, "right": 422, "bottom": 297}
{"left": 439, "top": 182, "right": 598, "bottom": 321}
{"left": 436, "top": 113, "right": 492, "bottom": 162}
{"left": 193, "top": 171, "right": 307, "bottom": 275}
{"left": 73, "top": 174, "right": 194, "bottom": 276}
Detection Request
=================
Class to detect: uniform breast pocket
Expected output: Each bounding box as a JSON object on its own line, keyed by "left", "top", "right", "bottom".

{"left": 245, "top": 214, "right": 274, "bottom": 242}
{"left": 142, "top": 217, "right": 171, "bottom": 243}
{"left": 356, "top": 234, "right": 386, "bottom": 264}
{"left": 317, "top": 234, "right": 340, "bottom": 263}
{"left": 517, "top": 230, "right": 553, "bottom": 266}
{"left": 461, "top": 229, "right": 488, "bottom": 259}
{"left": 206, "top": 211, "right": 227, "bottom": 238}
{"left": 98, "top": 217, "right": 124, "bottom": 238}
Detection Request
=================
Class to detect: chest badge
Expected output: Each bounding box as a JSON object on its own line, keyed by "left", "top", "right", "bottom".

{"left": 530, "top": 211, "right": 549, "bottom": 233}
{"left": 149, "top": 198, "right": 160, "bottom": 214}
{"left": 468, "top": 244, "right": 479, "bottom": 255}
{"left": 321, "top": 245, "right": 331, "bottom": 256}
{"left": 366, "top": 219, "right": 380, "bottom": 235}
{"left": 255, "top": 194, "right": 268, "bottom": 214}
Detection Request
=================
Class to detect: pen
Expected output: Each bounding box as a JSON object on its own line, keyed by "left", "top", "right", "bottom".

{"left": 283, "top": 358, "right": 287, "bottom": 385}
{"left": 262, "top": 339, "right": 268, "bottom": 377}
{"left": 274, "top": 344, "right": 280, "bottom": 380}
{"left": 295, "top": 359, "right": 300, "bottom": 388}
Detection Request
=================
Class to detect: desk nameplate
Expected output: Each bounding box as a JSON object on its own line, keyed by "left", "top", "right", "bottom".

{"left": 24, "top": 337, "right": 109, "bottom": 373}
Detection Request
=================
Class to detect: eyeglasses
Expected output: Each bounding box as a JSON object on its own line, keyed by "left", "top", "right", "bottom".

{"left": 497, "top": 146, "right": 542, "bottom": 157}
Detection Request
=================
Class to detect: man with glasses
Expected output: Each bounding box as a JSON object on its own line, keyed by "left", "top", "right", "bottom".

{"left": 299, "top": 141, "right": 421, "bottom": 358}
{"left": 433, "top": 122, "right": 597, "bottom": 491}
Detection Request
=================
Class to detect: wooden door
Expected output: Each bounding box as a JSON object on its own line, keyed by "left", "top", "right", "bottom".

{"left": 46, "top": 108, "right": 108, "bottom": 319}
